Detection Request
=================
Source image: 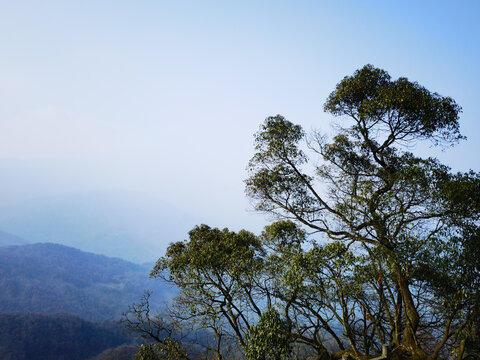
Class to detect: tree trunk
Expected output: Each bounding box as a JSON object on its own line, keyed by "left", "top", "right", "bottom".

{"left": 392, "top": 263, "right": 428, "bottom": 359}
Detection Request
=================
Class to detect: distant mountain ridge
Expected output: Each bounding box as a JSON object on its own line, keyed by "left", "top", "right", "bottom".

{"left": 0, "top": 191, "right": 195, "bottom": 262}
{"left": 0, "top": 242, "right": 174, "bottom": 321}
{"left": 0, "top": 229, "right": 29, "bottom": 247}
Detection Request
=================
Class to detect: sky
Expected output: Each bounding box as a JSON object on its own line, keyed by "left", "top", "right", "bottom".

{"left": 0, "top": 1, "right": 479, "bottom": 257}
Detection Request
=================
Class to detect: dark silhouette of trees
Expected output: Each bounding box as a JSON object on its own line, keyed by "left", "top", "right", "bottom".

{"left": 0, "top": 313, "right": 129, "bottom": 360}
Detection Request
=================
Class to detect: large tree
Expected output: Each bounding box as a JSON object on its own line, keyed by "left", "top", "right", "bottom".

{"left": 245, "top": 65, "right": 480, "bottom": 359}
{"left": 149, "top": 65, "right": 479, "bottom": 360}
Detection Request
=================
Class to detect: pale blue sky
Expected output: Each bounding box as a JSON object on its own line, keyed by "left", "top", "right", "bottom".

{"left": 0, "top": 1, "right": 479, "bottom": 247}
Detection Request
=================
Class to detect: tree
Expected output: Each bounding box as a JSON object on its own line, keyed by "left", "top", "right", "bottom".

{"left": 121, "top": 291, "right": 190, "bottom": 360}
{"left": 245, "top": 65, "right": 480, "bottom": 359}
{"left": 246, "top": 307, "right": 291, "bottom": 360}
{"left": 152, "top": 222, "right": 370, "bottom": 359}
{"left": 151, "top": 65, "right": 480, "bottom": 359}
{"left": 152, "top": 225, "right": 265, "bottom": 359}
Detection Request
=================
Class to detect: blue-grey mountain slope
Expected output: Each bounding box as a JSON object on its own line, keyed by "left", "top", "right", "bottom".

{"left": 0, "top": 242, "right": 174, "bottom": 321}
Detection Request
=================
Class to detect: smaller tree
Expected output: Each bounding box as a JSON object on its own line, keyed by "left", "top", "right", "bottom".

{"left": 246, "top": 307, "right": 291, "bottom": 360}
{"left": 121, "top": 291, "right": 189, "bottom": 360}
{"left": 151, "top": 225, "right": 265, "bottom": 359}
{"left": 133, "top": 342, "right": 187, "bottom": 360}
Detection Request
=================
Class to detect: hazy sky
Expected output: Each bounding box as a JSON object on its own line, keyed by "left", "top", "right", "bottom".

{"left": 1, "top": 0, "right": 479, "bottom": 236}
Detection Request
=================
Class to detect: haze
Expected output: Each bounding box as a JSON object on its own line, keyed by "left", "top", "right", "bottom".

{"left": 1, "top": 1, "right": 479, "bottom": 262}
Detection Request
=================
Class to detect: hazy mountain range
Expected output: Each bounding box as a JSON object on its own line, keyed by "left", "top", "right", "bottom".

{"left": 0, "top": 241, "right": 174, "bottom": 321}
{"left": 0, "top": 229, "right": 29, "bottom": 247}
{"left": 0, "top": 190, "right": 197, "bottom": 263}
{"left": 0, "top": 189, "right": 195, "bottom": 358}
{"left": 0, "top": 227, "right": 183, "bottom": 359}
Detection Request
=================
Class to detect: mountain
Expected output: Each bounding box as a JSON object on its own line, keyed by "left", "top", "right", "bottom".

{"left": 0, "top": 313, "right": 132, "bottom": 360}
{"left": 0, "top": 242, "right": 175, "bottom": 321}
{"left": 0, "top": 229, "right": 29, "bottom": 247}
{"left": 0, "top": 191, "right": 196, "bottom": 263}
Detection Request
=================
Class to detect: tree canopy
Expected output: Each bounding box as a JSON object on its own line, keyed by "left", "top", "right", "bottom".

{"left": 145, "top": 65, "right": 480, "bottom": 360}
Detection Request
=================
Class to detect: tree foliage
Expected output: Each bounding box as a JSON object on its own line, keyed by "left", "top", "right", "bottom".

{"left": 151, "top": 65, "right": 480, "bottom": 360}
{"left": 246, "top": 307, "right": 291, "bottom": 360}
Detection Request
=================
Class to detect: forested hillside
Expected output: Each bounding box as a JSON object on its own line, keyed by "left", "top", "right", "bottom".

{"left": 0, "top": 243, "right": 175, "bottom": 321}
{"left": 0, "top": 313, "right": 132, "bottom": 360}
